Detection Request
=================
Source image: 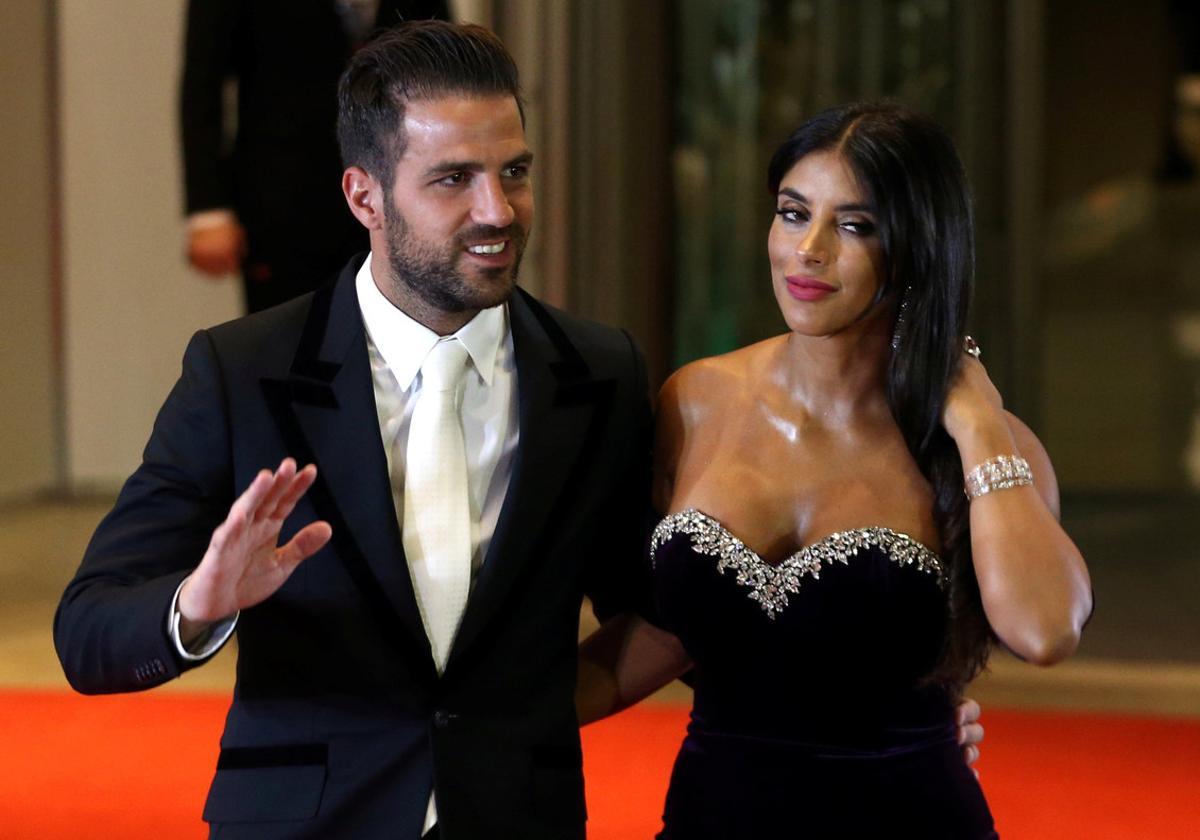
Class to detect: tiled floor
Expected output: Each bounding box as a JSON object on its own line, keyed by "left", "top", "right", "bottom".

{"left": 4, "top": 495, "right": 1198, "bottom": 715}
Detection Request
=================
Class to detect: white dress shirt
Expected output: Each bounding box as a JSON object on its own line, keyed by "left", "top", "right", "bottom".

{"left": 358, "top": 254, "right": 520, "bottom": 581}
{"left": 169, "top": 252, "right": 520, "bottom": 660}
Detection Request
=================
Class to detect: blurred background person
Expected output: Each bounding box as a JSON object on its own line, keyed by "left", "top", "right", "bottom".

{"left": 181, "top": 0, "right": 449, "bottom": 312}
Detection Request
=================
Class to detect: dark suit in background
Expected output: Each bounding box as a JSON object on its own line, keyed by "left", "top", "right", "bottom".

{"left": 180, "top": 0, "right": 449, "bottom": 312}
{"left": 55, "top": 256, "right": 654, "bottom": 838}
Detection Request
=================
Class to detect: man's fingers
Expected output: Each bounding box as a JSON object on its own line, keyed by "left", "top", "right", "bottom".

{"left": 956, "top": 697, "right": 982, "bottom": 727}
{"left": 960, "top": 722, "right": 985, "bottom": 747}
{"left": 231, "top": 458, "right": 309, "bottom": 527}
{"left": 964, "top": 745, "right": 980, "bottom": 766}
{"left": 229, "top": 467, "right": 280, "bottom": 523}
{"left": 254, "top": 459, "right": 301, "bottom": 522}
{"left": 212, "top": 460, "right": 302, "bottom": 555}
{"left": 277, "top": 521, "right": 333, "bottom": 570}
{"left": 266, "top": 464, "right": 319, "bottom": 521}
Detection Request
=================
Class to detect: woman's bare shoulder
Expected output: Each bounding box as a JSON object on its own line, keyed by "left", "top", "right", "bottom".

{"left": 659, "top": 337, "right": 782, "bottom": 415}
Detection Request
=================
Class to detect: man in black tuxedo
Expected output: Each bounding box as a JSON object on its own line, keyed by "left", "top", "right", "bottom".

{"left": 180, "top": 0, "right": 449, "bottom": 312}
{"left": 61, "top": 21, "right": 652, "bottom": 838}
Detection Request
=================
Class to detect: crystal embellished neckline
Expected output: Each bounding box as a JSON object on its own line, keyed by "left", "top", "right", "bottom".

{"left": 650, "top": 508, "right": 946, "bottom": 619}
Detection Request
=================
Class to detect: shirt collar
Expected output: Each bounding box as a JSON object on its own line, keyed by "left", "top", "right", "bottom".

{"left": 355, "top": 252, "right": 508, "bottom": 391}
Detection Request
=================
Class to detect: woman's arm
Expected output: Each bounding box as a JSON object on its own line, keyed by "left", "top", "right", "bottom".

{"left": 576, "top": 614, "right": 692, "bottom": 726}
{"left": 943, "top": 357, "right": 1093, "bottom": 665}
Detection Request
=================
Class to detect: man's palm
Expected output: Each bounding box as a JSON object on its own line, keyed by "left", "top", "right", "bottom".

{"left": 178, "top": 459, "right": 332, "bottom": 626}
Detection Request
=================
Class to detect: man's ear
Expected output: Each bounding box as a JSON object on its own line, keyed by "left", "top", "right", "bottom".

{"left": 342, "top": 166, "right": 384, "bottom": 231}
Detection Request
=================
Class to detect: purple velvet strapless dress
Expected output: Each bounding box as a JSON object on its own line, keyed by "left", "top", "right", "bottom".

{"left": 650, "top": 509, "right": 997, "bottom": 839}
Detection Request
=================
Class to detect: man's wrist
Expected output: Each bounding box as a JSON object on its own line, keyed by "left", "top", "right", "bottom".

{"left": 177, "top": 613, "right": 215, "bottom": 648}
{"left": 168, "top": 576, "right": 238, "bottom": 662}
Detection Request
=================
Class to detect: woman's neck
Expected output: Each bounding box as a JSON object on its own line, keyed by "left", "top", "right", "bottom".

{"left": 773, "top": 324, "right": 892, "bottom": 426}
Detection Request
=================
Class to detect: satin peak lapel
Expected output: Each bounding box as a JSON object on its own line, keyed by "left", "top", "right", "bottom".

{"left": 448, "top": 289, "right": 615, "bottom": 668}
{"left": 261, "top": 261, "right": 437, "bottom": 681}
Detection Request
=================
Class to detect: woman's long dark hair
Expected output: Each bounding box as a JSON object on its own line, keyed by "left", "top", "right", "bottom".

{"left": 767, "top": 102, "right": 990, "bottom": 693}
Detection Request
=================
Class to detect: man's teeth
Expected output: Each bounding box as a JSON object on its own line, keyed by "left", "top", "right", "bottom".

{"left": 468, "top": 242, "right": 506, "bottom": 255}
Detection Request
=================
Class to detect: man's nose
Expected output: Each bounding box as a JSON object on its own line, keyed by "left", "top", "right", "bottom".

{"left": 472, "top": 177, "right": 516, "bottom": 228}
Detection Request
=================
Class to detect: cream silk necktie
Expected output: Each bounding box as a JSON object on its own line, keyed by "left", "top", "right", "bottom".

{"left": 402, "top": 338, "right": 472, "bottom": 674}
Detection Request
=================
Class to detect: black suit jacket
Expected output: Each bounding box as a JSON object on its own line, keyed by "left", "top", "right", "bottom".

{"left": 180, "top": 0, "right": 448, "bottom": 309}
{"left": 55, "top": 256, "right": 653, "bottom": 839}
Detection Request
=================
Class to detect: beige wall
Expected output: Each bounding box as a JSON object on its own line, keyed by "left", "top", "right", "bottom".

{"left": 58, "top": 0, "right": 240, "bottom": 491}
{"left": 0, "top": 3, "right": 58, "bottom": 502}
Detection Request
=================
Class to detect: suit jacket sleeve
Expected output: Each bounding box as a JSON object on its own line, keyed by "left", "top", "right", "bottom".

{"left": 54, "top": 330, "right": 235, "bottom": 694}
{"left": 180, "top": 0, "right": 241, "bottom": 215}
{"left": 581, "top": 328, "right": 658, "bottom": 625}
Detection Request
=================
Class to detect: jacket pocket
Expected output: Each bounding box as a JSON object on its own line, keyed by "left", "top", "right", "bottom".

{"left": 203, "top": 743, "right": 327, "bottom": 823}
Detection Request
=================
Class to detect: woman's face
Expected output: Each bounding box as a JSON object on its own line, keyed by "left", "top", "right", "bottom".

{"left": 769, "top": 150, "right": 887, "bottom": 339}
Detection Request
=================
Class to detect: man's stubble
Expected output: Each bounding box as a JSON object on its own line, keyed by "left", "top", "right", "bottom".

{"left": 383, "top": 201, "right": 527, "bottom": 316}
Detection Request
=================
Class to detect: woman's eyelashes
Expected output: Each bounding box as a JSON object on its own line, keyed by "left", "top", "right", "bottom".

{"left": 775, "top": 206, "right": 809, "bottom": 225}
{"left": 775, "top": 206, "right": 877, "bottom": 237}
{"left": 840, "top": 218, "right": 876, "bottom": 237}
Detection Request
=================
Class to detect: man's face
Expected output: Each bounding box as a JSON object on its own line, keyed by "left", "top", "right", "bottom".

{"left": 376, "top": 94, "right": 533, "bottom": 329}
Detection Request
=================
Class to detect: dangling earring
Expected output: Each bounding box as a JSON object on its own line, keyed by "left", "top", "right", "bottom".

{"left": 891, "top": 286, "right": 912, "bottom": 352}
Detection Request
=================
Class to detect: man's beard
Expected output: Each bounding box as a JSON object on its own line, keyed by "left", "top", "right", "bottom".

{"left": 384, "top": 204, "right": 526, "bottom": 314}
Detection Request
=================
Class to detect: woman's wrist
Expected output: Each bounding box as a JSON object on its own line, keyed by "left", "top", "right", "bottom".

{"left": 949, "top": 410, "right": 1017, "bottom": 468}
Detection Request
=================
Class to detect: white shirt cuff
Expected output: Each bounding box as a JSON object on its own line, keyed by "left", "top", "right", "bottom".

{"left": 167, "top": 576, "right": 238, "bottom": 661}
{"left": 186, "top": 208, "right": 238, "bottom": 233}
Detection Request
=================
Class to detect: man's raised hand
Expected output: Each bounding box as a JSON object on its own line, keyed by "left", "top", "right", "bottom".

{"left": 177, "top": 459, "right": 332, "bottom": 636}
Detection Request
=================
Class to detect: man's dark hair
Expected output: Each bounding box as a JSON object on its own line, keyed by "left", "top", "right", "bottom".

{"left": 769, "top": 102, "right": 986, "bottom": 694}
{"left": 337, "top": 20, "right": 524, "bottom": 187}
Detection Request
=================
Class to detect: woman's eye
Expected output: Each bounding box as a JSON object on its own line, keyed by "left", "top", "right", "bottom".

{"left": 841, "top": 219, "right": 876, "bottom": 236}
{"left": 775, "top": 207, "right": 807, "bottom": 224}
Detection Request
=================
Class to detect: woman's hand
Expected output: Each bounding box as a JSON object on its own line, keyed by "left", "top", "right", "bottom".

{"left": 941, "top": 354, "right": 1006, "bottom": 444}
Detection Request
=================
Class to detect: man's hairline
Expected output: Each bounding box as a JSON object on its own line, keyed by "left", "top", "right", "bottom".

{"left": 372, "top": 89, "right": 528, "bottom": 192}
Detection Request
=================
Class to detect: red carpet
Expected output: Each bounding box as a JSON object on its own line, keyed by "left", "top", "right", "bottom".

{"left": 2, "top": 689, "right": 1198, "bottom": 838}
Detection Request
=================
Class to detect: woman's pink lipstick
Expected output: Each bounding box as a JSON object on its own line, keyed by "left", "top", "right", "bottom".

{"left": 785, "top": 275, "right": 836, "bottom": 301}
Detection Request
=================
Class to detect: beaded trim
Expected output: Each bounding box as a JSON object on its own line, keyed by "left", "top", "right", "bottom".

{"left": 650, "top": 508, "right": 946, "bottom": 619}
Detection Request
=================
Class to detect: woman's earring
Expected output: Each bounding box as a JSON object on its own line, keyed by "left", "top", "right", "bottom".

{"left": 891, "top": 286, "right": 912, "bottom": 352}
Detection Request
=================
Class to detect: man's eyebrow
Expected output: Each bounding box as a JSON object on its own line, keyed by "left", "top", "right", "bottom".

{"left": 504, "top": 151, "right": 534, "bottom": 169}
{"left": 777, "top": 187, "right": 874, "bottom": 213}
{"left": 424, "top": 160, "right": 483, "bottom": 177}
{"left": 423, "top": 151, "right": 535, "bottom": 178}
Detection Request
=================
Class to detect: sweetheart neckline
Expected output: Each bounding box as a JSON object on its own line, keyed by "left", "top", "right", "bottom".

{"left": 649, "top": 508, "right": 946, "bottom": 619}
{"left": 655, "top": 507, "right": 942, "bottom": 568}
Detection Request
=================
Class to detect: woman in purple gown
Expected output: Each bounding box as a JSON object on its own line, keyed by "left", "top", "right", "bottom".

{"left": 578, "top": 103, "right": 1093, "bottom": 838}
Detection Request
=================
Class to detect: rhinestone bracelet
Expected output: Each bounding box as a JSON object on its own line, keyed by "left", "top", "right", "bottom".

{"left": 964, "top": 454, "right": 1033, "bottom": 500}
